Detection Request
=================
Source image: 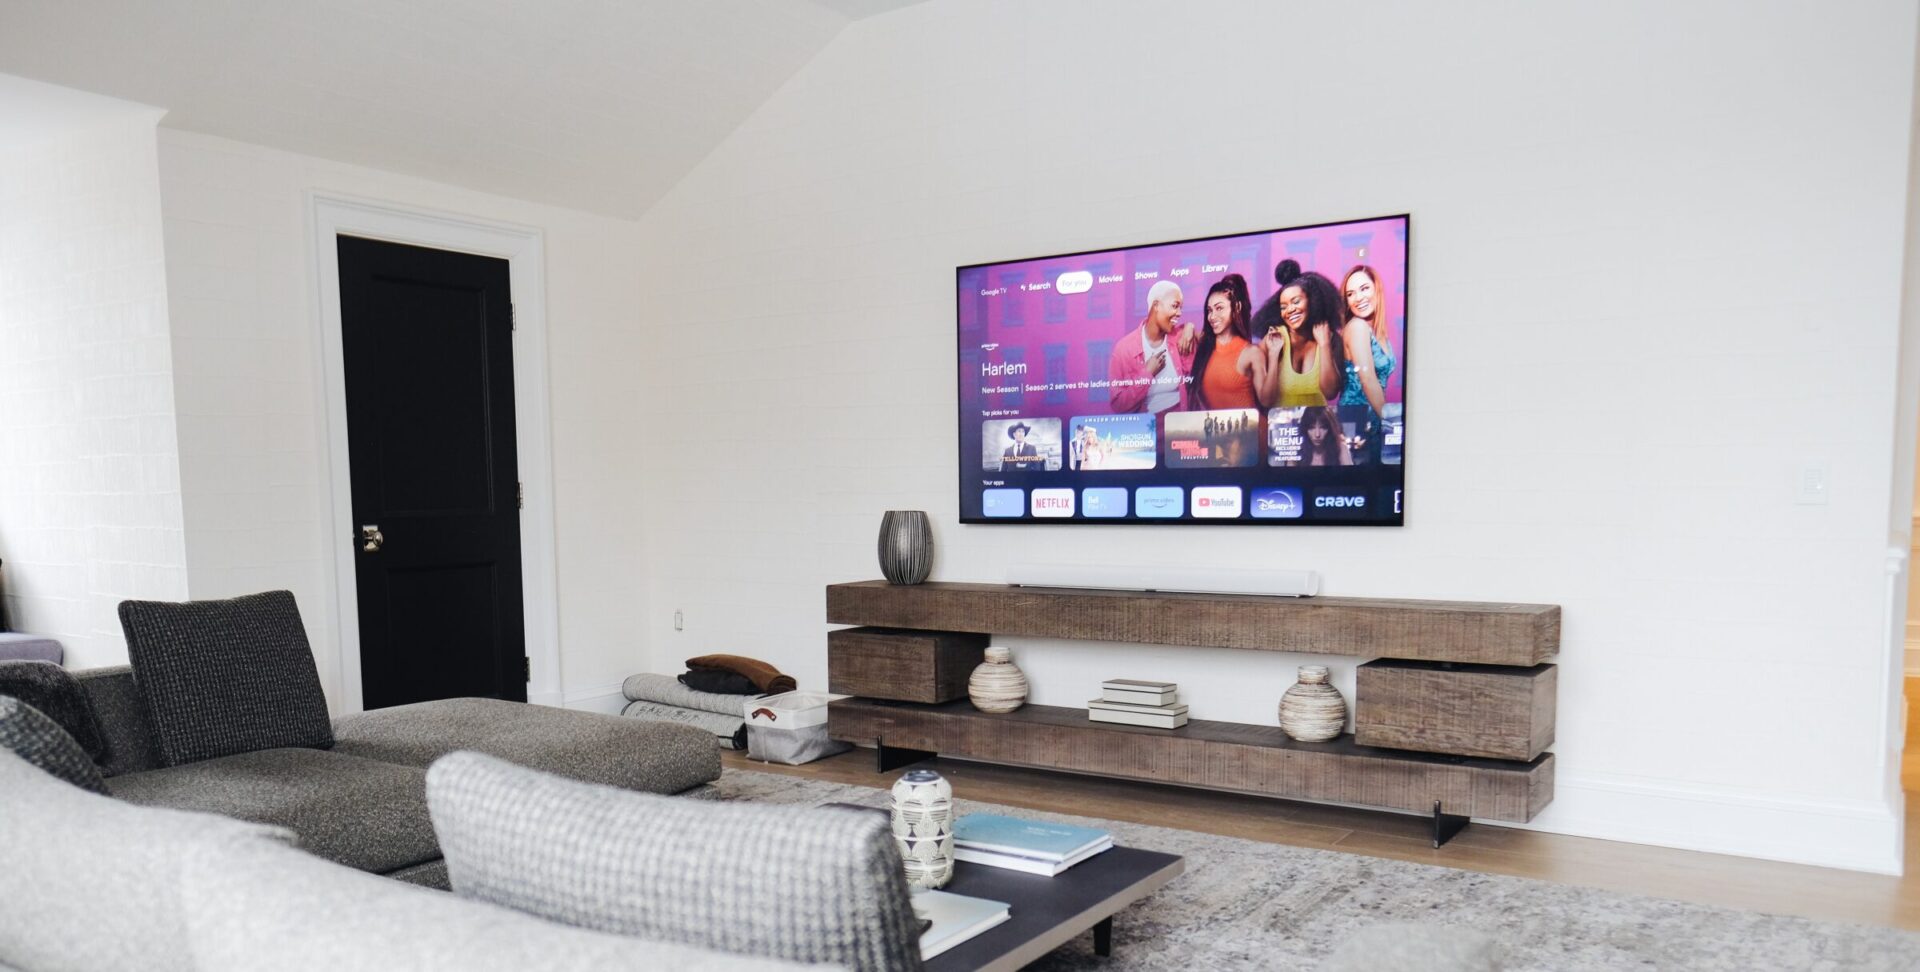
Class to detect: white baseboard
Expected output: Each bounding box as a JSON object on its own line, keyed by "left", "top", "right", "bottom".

{"left": 1516, "top": 772, "right": 1903, "bottom": 875}
{"left": 559, "top": 682, "right": 628, "bottom": 715}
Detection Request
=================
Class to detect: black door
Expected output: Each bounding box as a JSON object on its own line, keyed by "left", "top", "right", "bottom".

{"left": 337, "top": 235, "right": 526, "bottom": 709}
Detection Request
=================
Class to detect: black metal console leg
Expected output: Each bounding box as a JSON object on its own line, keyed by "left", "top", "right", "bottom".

{"left": 875, "top": 738, "right": 936, "bottom": 772}
{"left": 1432, "top": 800, "right": 1470, "bottom": 847}
{"left": 1093, "top": 917, "right": 1113, "bottom": 957}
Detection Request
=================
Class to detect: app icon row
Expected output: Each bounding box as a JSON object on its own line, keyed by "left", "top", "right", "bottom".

{"left": 981, "top": 486, "right": 1397, "bottom": 519}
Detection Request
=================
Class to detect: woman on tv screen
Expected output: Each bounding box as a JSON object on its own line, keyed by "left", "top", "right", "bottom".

{"left": 1258, "top": 261, "right": 1344, "bottom": 407}
{"left": 1185, "top": 273, "right": 1263, "bottom": 412}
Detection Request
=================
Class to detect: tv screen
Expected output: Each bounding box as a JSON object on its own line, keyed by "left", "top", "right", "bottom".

{"left": 957, "top": 214, "right": 1407, "bottom": 525}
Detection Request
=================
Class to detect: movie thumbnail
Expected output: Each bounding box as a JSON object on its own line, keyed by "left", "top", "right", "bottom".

{"left": 1067, "top": 414, "right": 1156, "bottom": 470}
{"left": 1164, "top": 409, "right": 1260, "bottom": 468}
{"left": 1380, "top": 403, "right": 1404, "bottom": 465}
{"left": 981, "top": 417, "right": 1062, "bottom": 472}
{"left": 1269, "top": 406, "right": 1352, "bottom": 467}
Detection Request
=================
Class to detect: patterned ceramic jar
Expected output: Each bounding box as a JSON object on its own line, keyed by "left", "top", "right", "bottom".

{"left": 889, "top": 768, "right": 955, "bottom": 889}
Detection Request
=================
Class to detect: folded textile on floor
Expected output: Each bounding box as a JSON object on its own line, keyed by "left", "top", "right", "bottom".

{"left": 685, "top": 653, "right": 797, "bottom": 695}
{"left": 678, "top": 668, "right": 759, "bottom": 695}
{"left": 622, "top": 672, "right": 763, "bottom": 717}
{"left": 619, "top": 699, "right": 747, "bottom": 750}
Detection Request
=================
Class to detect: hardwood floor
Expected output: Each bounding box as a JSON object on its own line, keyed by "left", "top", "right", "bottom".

{"left": 723, "top": 679, "right": 1920, "bottom": 931}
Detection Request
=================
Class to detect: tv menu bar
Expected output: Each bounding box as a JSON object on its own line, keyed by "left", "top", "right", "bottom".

{"left": 979, "top": 486, "right": 1402, "bottom": 521}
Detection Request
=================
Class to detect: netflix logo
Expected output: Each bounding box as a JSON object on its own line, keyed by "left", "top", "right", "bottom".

{"left": 1030, "top": 488, "right": 1076, "bottom": 518}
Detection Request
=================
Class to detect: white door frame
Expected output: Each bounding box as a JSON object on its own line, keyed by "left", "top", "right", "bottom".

{"left": 307, "top": 192, "right": 563, "bottom": 712}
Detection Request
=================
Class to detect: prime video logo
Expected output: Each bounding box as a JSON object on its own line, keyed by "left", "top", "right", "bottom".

{"left": 1251, "top": 488, "right": 1303, "bottom": 519}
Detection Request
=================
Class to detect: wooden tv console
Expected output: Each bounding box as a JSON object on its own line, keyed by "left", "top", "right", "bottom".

{"left": 824, "top": 581, "right": 1559, "bottom": 844}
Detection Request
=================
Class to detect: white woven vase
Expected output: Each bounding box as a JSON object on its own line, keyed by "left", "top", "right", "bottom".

{"left": 890, "top": 769, "right": 954, "bottom": 889}
{"left": 1278, "top": 665, "right": 1347, "bottom": 742}
{"left": 967, "top": 646, "right": 1028, "bottom": 714}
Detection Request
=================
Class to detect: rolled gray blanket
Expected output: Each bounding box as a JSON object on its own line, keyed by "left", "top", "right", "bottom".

{"left": 619, "top": 700, "right": 746, "bottom": 749}
{"left": 622, "top": 672, "right": 763, "bottom": 717}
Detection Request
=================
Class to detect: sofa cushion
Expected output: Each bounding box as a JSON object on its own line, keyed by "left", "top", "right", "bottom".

{"left": 333, "top": 696, "right": 720, "bottom": 794}
{"left": 76, "top": 666, "right": 163, "bottom": 776}
{"left": 108, "top": 747, "right": 440, "bottom": 874}
{"left": 0, "top": 748, "right": 297, "bottom": 972}
{"left": 180, "top": 821, "right": 814, "bottom": 972}
{"left": 0, "top": 632, "right": 62, "bottom": 664}
{"left": 118, "top": 590, "right": 333, "bottom": 767}
{"left": 0, "top": 660, "right": 107, "bottom": 761}
{"left": 427, "top": 752, "right": 923, "bottom": 972}
{"left": 0, "top": 695, "right": 108, "bottom": 794}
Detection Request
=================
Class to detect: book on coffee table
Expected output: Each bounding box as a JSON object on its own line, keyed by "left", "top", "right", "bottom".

{"left": 913, "top": 889, "right": 1011, "bottom": 960}
{"left": 955, "top": 836, "right": 1114, "bottom": 876}
{"left": 953, "top": 813, "right": 1114, "bottom": 876}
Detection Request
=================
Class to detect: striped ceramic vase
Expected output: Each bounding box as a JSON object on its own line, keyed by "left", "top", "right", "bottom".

{"left": 1279, "top": 665, "right": 1347, "bottom": 742}
{"left": 878, "top": 510, "right": 933, "bottom": 585}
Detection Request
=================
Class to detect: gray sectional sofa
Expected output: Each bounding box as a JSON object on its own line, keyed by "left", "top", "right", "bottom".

{"left": 0, "top": 589, "right": 921, "bottom": 972}
{"left": 0, "top": 745, "right": 909, "bottom": 972}
{"left": 79, "top": 664, "right": 722, "bottom": 884}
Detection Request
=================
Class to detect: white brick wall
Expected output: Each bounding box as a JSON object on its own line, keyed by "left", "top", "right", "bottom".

{"left": 0, "top": 106, "right": 190, "bottom": 666}
{"left": 627, "top": 0, "right": 1919, "bottom": 871}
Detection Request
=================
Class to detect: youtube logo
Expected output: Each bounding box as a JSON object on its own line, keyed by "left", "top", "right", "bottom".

{"left": 1191, "top": 486, "right": 1242, "bottom": 518}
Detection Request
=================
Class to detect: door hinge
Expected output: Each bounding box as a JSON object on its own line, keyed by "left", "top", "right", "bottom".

{"left": 510, "top": 303, "right": 517, "bottom": 331}
{"left": 523, "top": 656, "right": 531, "bottom": 683}
{"left": 517, "top": 482, "right": 524, "bottom": 510}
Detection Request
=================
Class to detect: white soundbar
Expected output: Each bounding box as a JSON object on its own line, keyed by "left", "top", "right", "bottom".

{"left": 1006, "top": 563, "right": 1320, "bottom": 597}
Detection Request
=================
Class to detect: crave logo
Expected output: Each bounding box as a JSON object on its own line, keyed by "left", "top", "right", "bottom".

{"left": 1311, "top": 492, "right": 1368, "bottom": 516}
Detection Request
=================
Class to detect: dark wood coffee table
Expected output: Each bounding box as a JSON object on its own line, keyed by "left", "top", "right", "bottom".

{"left": 925, "top": 846, "right": 1184, "bottom": 971}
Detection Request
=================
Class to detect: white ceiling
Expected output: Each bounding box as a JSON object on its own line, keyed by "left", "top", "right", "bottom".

{"left": 0, "top": 0, "right": 929, "bottom": 218}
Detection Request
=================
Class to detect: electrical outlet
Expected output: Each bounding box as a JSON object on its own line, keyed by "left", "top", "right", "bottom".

{"left": 673, "top": 609, "right": 684, "bottom": 631}
{"left": 1794, "top": 463, "right": 1830, "bottom": 505}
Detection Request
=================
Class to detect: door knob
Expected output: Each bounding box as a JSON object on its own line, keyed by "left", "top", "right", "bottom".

{"left": 360, "top": 524, "right": 384, "bottom": 553}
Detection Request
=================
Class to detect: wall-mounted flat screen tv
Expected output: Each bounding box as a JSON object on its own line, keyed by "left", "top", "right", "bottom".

{"left": 957, "top": 214, "right": 1407, "bottom": 525}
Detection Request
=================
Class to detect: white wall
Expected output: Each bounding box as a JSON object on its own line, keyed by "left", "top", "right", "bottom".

{"left": 0, "top": 84, "right": 189, "bottom": 666}
{"left": 155, "top": 129, "right": 650, "bottom": 711}
{"left": 630, "top": 0, "right": 1920, "bottom": 871}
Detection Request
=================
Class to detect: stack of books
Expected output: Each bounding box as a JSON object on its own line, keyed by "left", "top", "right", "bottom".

{"left": 952, "top": 813, "right": 1114, "bottom": 876}
{"left": 1088, "top": 678, "right": 1187, "bottom": 729}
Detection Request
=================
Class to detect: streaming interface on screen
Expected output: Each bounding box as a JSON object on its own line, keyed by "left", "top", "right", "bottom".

{"left": 957, "top": 215, "right": 1407, "bottom": 525}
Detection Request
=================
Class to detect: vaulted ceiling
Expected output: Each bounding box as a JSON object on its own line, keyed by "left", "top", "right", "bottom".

{"left": 0, "top": 0, "right": 927, "bottom": 217}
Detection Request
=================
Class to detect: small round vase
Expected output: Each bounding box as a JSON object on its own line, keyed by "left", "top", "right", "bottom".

{"left": 877, "top": 511, "right": 932, "bottom": 585}
{"left": 968, "top": 645, "right": 1028, "bottom": 714}
{"left": 1278, "top": 665, "right": 1347, "bottom": 742}
{"left": 890, "top": 769, "right": 954, "bottom": 889}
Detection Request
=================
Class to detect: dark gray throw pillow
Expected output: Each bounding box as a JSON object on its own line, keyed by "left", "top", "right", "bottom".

{"left": 119, "top": 591, "right": 334, "bottom": 767}
{"left": 0, "top": 694, "right": 109, "bottom": 794}
{"left": 677, "top": 668, "right": 760, "bottom": 695}
{"left": 0, "top": 660, "right": 108, "bottom": 762}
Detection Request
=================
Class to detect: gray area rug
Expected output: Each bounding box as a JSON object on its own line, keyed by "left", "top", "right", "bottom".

{"left": 701, "top": 768, "right": 1920, "bottom": 971}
